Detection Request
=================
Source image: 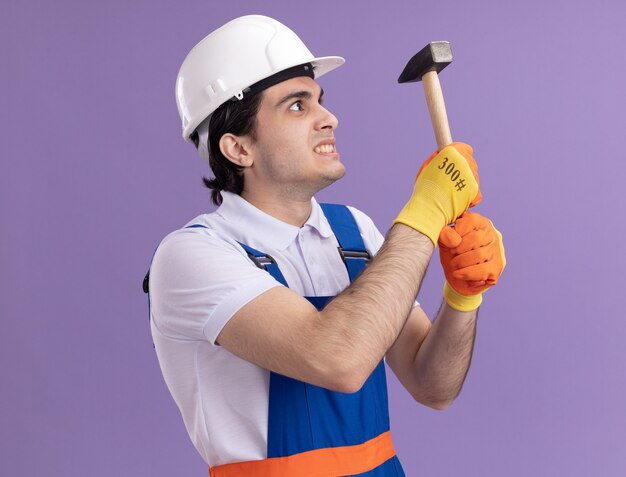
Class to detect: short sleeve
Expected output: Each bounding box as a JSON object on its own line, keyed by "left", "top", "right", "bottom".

{"left": 149, "top": 228, "right": 283, "bottom": 345}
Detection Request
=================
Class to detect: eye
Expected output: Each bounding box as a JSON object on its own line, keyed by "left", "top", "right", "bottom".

{"left": 288, "top": 101, "right": 304, "bottom": 112}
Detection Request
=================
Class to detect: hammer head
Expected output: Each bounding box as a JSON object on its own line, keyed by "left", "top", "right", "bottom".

{"left": 398, "top": 41, "right": 453, "bottom": 83}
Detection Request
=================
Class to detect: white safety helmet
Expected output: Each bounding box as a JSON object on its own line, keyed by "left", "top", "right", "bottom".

{"left": 175, "top": 15, "right": 345, "bottom": 150}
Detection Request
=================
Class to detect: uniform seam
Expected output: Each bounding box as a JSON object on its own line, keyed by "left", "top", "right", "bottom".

{"left": 195, "top": 341, "right": 213, "bottom": 460}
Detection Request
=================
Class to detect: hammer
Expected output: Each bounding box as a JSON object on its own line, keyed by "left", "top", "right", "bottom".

{"left": 398, "top": 41, "right": 453, "bottom": 150}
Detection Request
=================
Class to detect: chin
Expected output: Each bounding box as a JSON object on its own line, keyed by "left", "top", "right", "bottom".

{"left": 320, "top": 165, "right": 346, "bottom": 188}
{"left": 330, "top": 159, "right": 346, "bottom": 177}
{"left": 325, "top": 164, "right": 345, "bottom": 182}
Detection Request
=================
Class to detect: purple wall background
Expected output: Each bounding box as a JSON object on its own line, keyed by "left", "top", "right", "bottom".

{"left": 2, "top": 0, "right": 625, "bottom": 475}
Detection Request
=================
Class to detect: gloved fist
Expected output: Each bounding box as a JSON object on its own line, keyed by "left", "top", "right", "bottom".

{"left": 394, "top": 143, "right": 481, "bottom": 245}
{"left": 438, "top": 211, "right": 506, "bottom": 311}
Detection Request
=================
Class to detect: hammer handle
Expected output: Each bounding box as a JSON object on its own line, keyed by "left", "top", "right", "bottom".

{"left": 422, "top": 70, "right": 452, "bottom": 149}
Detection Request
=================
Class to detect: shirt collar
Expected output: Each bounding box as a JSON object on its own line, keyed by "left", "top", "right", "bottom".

{"left": 216, "top": 192, "right": 333, "bottom": 250}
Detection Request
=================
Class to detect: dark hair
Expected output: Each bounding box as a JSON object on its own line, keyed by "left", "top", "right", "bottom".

{"left": 191, "top": 92, "right": 263, "bottom": 206}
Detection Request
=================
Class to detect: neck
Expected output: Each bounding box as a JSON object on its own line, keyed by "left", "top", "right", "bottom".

{"left": 241, "top": 189, "right": 313, "bottom": 227}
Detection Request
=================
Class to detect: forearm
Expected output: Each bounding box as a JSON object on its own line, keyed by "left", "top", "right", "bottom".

{"left": 312, "top": 143, "right": 480, "bottom": 388}
{"left": 317, "top": 223, "right": 433, "bottom": 386}
{"left": 411, "top": 301, "right": 478, "bottom": 408}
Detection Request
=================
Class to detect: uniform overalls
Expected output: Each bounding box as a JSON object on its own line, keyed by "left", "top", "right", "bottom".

{"left": 208, "top": 204, "right": 404, "bottom": 477}
{"left": 146, "top": 204, "right": 405, "bottom": 477}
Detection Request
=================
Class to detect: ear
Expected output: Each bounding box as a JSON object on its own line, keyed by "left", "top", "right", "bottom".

{"left": 219, "top": 133, "right": 254, "bottom": 168}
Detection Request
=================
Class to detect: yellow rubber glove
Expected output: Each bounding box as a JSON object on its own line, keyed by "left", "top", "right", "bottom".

{"left": 394, "top": 143, "right": 481, "bottom": 245}
{"left": 439, "top": 212, "right": 506, "bottom": 311}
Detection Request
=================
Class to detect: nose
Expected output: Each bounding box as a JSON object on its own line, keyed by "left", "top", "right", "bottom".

{"left": 315, "top": 103, "right": 339, "bottom": 131}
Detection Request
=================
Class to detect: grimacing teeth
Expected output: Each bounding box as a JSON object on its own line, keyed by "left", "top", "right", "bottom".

{"left": 314, "top": 144, "right": 336, "bottom": 154}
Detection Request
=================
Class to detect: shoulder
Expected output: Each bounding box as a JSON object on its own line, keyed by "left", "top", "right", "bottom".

{"left": 344, "top": 206, "right": 378, "bottom": 232}
{"left": 149, "top": 213, "right": 267, "bottom": 307}
{"left": 156, "top": 220, "right": 232, "bottom": 259}
{"left": 344, "top": 205, "right": 386, "bottom": 255}
{"left": 149, "top": 220, "right": 282, "bottom": 342}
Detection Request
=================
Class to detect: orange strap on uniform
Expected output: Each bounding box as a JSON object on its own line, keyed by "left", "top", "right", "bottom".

{"left": 208, "top": 431, "right": 396, "bottom": 477}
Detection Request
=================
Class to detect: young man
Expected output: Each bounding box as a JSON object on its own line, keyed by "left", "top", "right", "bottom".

{"left": 148, "top": 15, "right": 505, "bottom": 476}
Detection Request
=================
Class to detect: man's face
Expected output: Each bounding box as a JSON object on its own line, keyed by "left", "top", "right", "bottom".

{"left": 246, "top": 76, "right": 345, "bottom": 199}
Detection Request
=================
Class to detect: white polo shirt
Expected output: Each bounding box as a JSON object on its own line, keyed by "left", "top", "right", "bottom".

{"left": 149, "top": 192, "right": 387, "bottom": 466}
